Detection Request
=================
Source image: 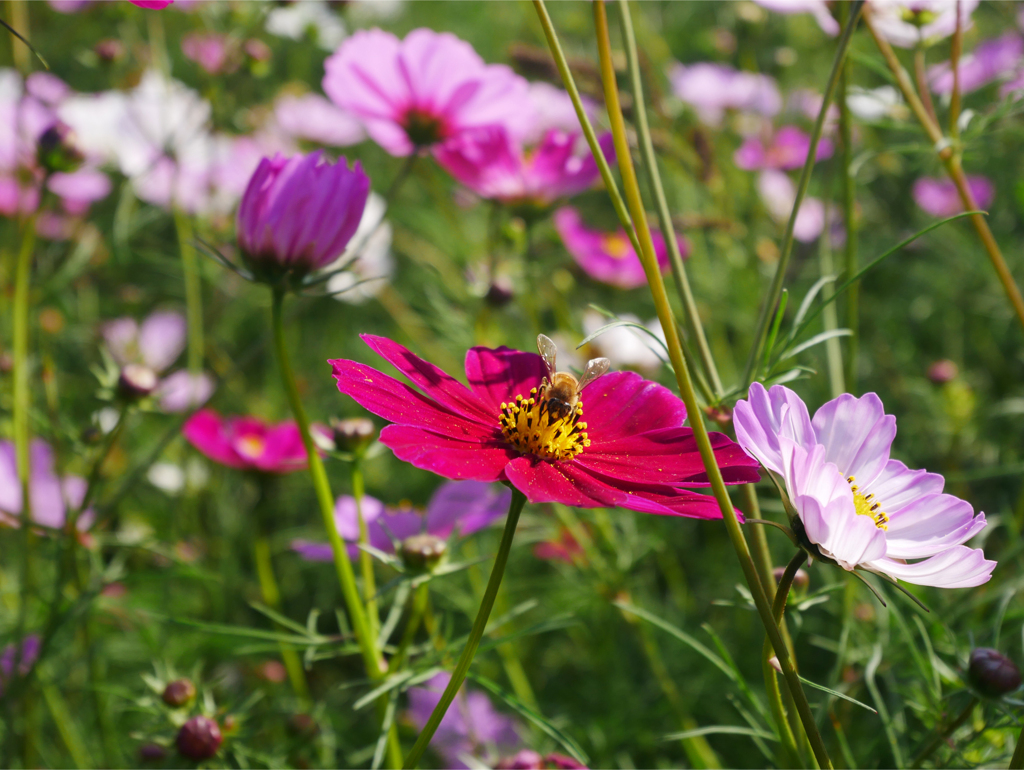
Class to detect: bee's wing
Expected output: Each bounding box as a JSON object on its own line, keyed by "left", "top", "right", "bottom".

{"left": 577, "top": 357, "right": 611, "bottom": 391}
{"left": 536, "top": 334, "right": 558, "bottom": 378}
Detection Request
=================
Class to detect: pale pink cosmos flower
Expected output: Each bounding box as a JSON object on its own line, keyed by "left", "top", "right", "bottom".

{"left": 753, "top": 0, "right": 840, "bottom": 35}
{"left": 734, "top": 383, "right": 995, "bottom": 588}
{"left": 322, "top": 28, "right": 533, "bottom": 156}
{"left": 554, "top": 206, "right": 677, "bottom": 290}
{"left": 669, "top": 63, "right": 782, "bottom": 127}
{"left": 912, "top": 175, "right": 994, "bottom": 218}
{"left": 181, "top": 33, "right": 236, "bottom": 75}
{"left": 0, "top": 440, "right": 92, "bottom": 531}
{"left": 869, "top": 0, "right": 979, "bottom": 49}
{"left": 757, "top": 169, "right": 831, "bottom": 243}
{"left": 734, "top": 125, "right": 834, "bottom": 171}
{"left": 274, "top": 93, "right": 364, "bottom": 147}
{"left": 929, "top": 34, "right": 1024, "bottom": 95}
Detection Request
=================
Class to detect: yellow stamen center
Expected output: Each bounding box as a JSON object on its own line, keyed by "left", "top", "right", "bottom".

{"left": 601, "top": 234, "right": 631, "bottom": 259}
{"left": 847, "top": 476, "right": 889, "bottom": 531}
{"left": 499, "top": 382, "right": 590, "bottom": 462}
{"left": 236, "top": 435, "right": 266, "bottom": 460}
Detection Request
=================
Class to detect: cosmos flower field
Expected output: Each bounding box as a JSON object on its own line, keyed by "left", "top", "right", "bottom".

{"left": 2, "top": 0, "right": 1024, "bottom": 767}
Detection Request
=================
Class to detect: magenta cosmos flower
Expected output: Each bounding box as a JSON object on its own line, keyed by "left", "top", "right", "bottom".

{"left": 734, "top": 126, "right": 834, "bottom": 172}
{"left": 913, "top": 175, "right": 994, "bottom": 218}
{"left": 292, "top": 480, "right": 511, "bottom": 561}
{"left": 323, "top": 28, "right": 532, "bottom": 157}
{"left": 734, "top": 383, "right": 994, "bottom": 588}
{"left": 929, "top": 33, "right": 1024, "bottom": 95}
{"left": 435, "top": 125, "right": 614, "bottom": 210}
{"left": 330, "top": 335, "right": 758, "bottom": 518}
{"left": 183, "top": 409, "right": 314, "bottom": 473}
{"left": 554, "top": 207, "right": 677, "bottom": 290}
{"left": 237, "top": 151, "right": 369, "bottom": 287}
{"left": 0, "top": 439, "right": 92, "bottom": 531}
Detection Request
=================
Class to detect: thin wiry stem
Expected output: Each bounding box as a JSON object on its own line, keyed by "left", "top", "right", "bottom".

{"left": 174, "top": 209, "right": 205, "bottom": 376}
{"left": 864, "top": 8, "right": 1024, "bottom": 334}
{"left": 839, "top": 1, "right": 859, "bottom": 392}
{"left": 589, "top": 3, "right": 832, "bottom": 766}
{"left": 949, "top": 1, "right": 963, "bottom": 140}
{"left": 742, "top": 1, "right": 863, "bottom": 387}
{"left": 762, "top": 551, "right": 806, "bottom": 768}
{"left": 910, "top": 697, "right": 976, "bottom": 768}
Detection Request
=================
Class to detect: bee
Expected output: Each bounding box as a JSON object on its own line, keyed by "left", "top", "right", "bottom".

{"left": 537, "top": 334, "right": 610, "bottom": 421}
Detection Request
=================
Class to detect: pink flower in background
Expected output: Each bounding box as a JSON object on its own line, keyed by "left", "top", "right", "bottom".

{"left": 753, "top": 0, "right": 839, "bottom": 36}
{"left": 929, "top": 34, "right": 1024, "bottom": 95}
{"left": 407, "top": 672, "right": 521, "bottom": 769}
{"left": 734, "top": 383, "right": 995, "bottom": 587}
{"left": 0, "top": 440, "right": 92, "bottom": 531}
{"left": 292, "top": 480, "right": 511, "bottom": 561}
{"left": 669, "top": 63, "right": 782, "bottom": 126}
{"left": 869, "top": 0, "right": 979, "bottom": 49}
{"left": 331, "top": 335, "right": 759, "bottom": 518}
{"left": 734, "top": 126, "right": 833, "bottom": 171}
{"left": 183, "top": 410, "right": 314, "bottom": 473}
{"left": 274, "top": 93, "right": 364, "bottom": 147}
{"left": 323, "top": 28, "right": 533, "bottom": 156}
{"left": 757, "top": 169, "right": 830, "bottom": 243}
{"left": 912, "top": 175, "right": 994, "bottom": 218}
{"left": 554, "top": 207, "right": 677, "bottom": 290}
{"left": 436, "top": 126, "right": 614, "bottom": 208}
{"left": 130, "top": 0, "right": 175, "bottom": 8}
{"left": 236, "top": 151, "right": 369, "bottom": 283}
{"left": 182, "top": 33, "right": 236, "bottom": 75}
{"left": 0, "top": 635, "right": 41, "bottom": 696}
{"left": 533, "top": 527, "right": 585, "bottom": 565}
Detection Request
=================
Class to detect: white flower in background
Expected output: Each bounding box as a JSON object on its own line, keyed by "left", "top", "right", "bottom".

{"left": 869, "top": 0, "right": 980, "bottom": 49}
{"left": 846, "top": 86, "right": 906, "bottom": 122}
{"left": 266, "top": 1, "right": 347, "bottom": 51}
{"left": 582, "top": 310, "right": 664, "bottom": 372}
{"left": 328, "top": 193, "right": 394, "bottom": 303}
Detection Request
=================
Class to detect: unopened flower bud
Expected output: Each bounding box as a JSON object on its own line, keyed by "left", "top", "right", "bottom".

{"left": 485, "top": 279, "right": 514, "bottom": 307}
{"left": 244, "top": 39, "right": 271, "bottom": 62}
{"left": 119, "top": 364, "right": 159, "bottom": 398}
{"left": 94, "top": 39, "right": 125, "bottom": 63}
{"left": 139, "top": 743, "right": 167, "bottom": 763}
{"left": 176, "top": 716, "right": 222, "bottom": 761}
{"left": 927, "top": 359, "right": 958, "bottom": 384}
{"left": 968, "top": 648, "right": 1021, "bottom": 698}
{"left": 288, "top": 713, "right": 319, "bottom": 738}
{"left": 772, "top": 566, "right": 809, "bottom": 592}
{"left": 704, "top": 404, "right": 732, "bottom": 429}
{"left": 162, "top": 678, "right": 196, "bottom": 708}
{"left": 768, "top": 656, "right": 782, "bottom": 673}
{"left": 330, "top": 417, "right": 376, "bottom": 453}
{"left": 399, "top": 534, "right": 447, "bottom": 572}
{"left": 37, "top": 122, "right": 84, "bottom": 174}
{"left": 222, "top": 714, "right": 239, "bottom": 734}
{"left": 81, "top": 425, "right": 103, "bottom": 445}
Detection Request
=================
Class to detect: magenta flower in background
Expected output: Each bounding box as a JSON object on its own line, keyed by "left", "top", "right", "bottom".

{"left": 753, "top": 0, "right": 839, "bottom": 36}
{"left": 236, "top": 151, "right": 369, "bottom": 285}
{"left": 274, "top": 93, "right": 365, "bottom": 147}
{"left": 734, "top": 126, "right": 834, "bottom": 171}
{"left": 436, "top": 126, "right": 614, "bottom": 208}
{"left": 912, "top": 175, "right": 994, "bottom": 218}
{"left": 407, "top": 672, "right": 521, "bottom": 769}
{"left": 669, "top": 63, "right": 781, "bottom": 126}
{"left": 0, "top": 635, "right": 41, "bottom": 696}
{"left": 181, "top": 33, "right": 236, "bottom": 75}
{"left": 292, "top": 480, "right": 511, "bottom": 562}
{"left": 554, "top": 207, "right": 677, "bottom": 290}
{"left": 0, "top": 440, "right": 92, "bottom": 531}
{"left": 330, "top": 335, "right": 759, "bottom": 518}
{"left": 497, "top": 750, "right": 587, "bottom": 770}
{"left": 734, "top": 383, "right": 995, "bottom": 587}
{"left": 929, "top": 34, "right": 1024, "bottom": 95}
{"left": 183, "top": 410, "right": 312, "bottom": 473}
{"left": 322, "top": 28, "right": 533, "bottom": 156}
{"left": 869, "top": 0, "right": 979, "bottom": 49}
{"left": 129, "top": 0, "right": 175, "bottom": 8}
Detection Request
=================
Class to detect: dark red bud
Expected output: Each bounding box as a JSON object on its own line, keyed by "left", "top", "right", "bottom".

{"left": 162, "top": 678, "right": 196, "bottom": 707}
{"left": 139, "top": 743, "right": 168, "bottom": 763}
{"left": 969, "top": 648, "right": 1021, "bottom": 698}
{"left": 176, "top": 716, "right": 222, "bottom": 761}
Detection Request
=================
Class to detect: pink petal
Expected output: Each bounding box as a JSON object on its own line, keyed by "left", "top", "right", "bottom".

{"left": 503, "top": 456, "right": 625, "bottom": 508}
{"left": 883, "top": 494, "right": 986, "bottom": 559}
{"left": 733, "top": 382, "right": 816, "bottom": 474}
{"left": 811, "top": 392, "right": 896, "bottom": 489}
{"left": 138, "top": 310, "right": 186, "bottom": 373}
{"left": 379, "top": 425, "right": 514, "bottom": 482}
{"left": 867, "top": 546, "right": 995, "bottom": 588}
{"left": 866, "top": 459, "right": 945, "bottom": 513}
{"left": 463, "top": 346, "right": 547, "bottom": 413}
{"left": 582, "top": 371, "right": 687, "bottom": 443}
{"left": 183, "top": 410, "right": 246, "bottom": 469}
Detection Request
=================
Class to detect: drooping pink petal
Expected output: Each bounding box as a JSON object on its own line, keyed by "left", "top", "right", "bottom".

{"left": 138, "top": 310, "right": 187, "bottom": 373}
{"left": 867, "top": 546, "right": 995, "bottom": 588}
{"left": 883, "top": 494, "right": 986, "bottom": 559}
{"left": 811, "top": 392, "right": 896, "bottom": 489}
{"left": 463, "top": 346, "right": 547, "bottom": 413}
{"left": 379, "top": 425, "right": 513, "bottom": 482}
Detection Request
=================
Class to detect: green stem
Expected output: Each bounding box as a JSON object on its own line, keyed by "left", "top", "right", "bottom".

{"left": 352, "top": 461, "right": 380, "bottom": 641}
{"left": 838, "top": 3, "right": 859, "bottom": 392}
{"left": 269, "top": 289, "right": 401, "bottom": 769}
{"left": 1010, "top": 722, "right": 1024, "bottom": 770}
{"left": 615, "top": 0, "right": 723, "bottom": 399}
{"left": 910, "top": 697, "right": 976, "bottom": 768}
{"left": 174, "top": 209, "right": 204, "bottom": 375}
{"left": 949, "top": 3, "right": 963, "bottom": 141}
{"left": 762, "top": 552, "right": 806, "bottom": 768}
{"left": 403, "top": 489, "right": 527, "bottom": 769}
{"left": 588, "top": 4, "right": 833, "bottom": 767}
{"left": 818, "top": 206, "right": 846, "bottom": 399}
{"left": 392, "top": 583, "right": 429, "bottom": 673}
{"left": 863, "top": 9, "right": 1024, "bottom": 334}
{"left": 253, "top": 536, "right": 312, "bottom": 707}
{"left": 742, "top": 1, "right": 863, "bottom": 386}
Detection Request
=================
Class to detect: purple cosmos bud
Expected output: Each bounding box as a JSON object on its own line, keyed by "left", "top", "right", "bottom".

{"left": 399, "top": 534, "right": 448, "bottom": 572}
{"left": 37, "top": 122, "right": 84, "bottom": 174}
{"left": 330, "top": 417, "right": 377, "bottom": 454}
{"left": 161, "top": 678, "right": 197, "bottom": 708}
{"left": 119, "top": 364, "right": 159, "bottom": 398}
{"left": 287, "top": 713, "right": 319, "bottom": 738}
{"left": 968, "top": 648, "right": 1022, "bottom": 698}
{"left": 773, "top": 566, "right": 810, "bottom": 591}
{"left": 176, "top": 716, "right": 222, "bottom": 761}
{"left": 138, "top": 743, "right": 168, "bottom": 763}
{"left": 236, "top": 152, "right": 370, "bottom": 288}
{"left": 927, "top": 359, "right": 959, "bottom": 384}
{"left": 94, "top": 39, "right": 126, "bottom": 63}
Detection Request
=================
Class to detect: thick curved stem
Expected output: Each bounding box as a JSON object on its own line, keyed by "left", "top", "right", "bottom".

{"left": 403, "top": 489, "right": 527, "bottom": 768}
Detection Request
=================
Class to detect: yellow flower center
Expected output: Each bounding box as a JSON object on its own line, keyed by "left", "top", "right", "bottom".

{"left": 601, "top": 234, "right": 631, "bottom": 259}
{"left": 499, "top": 383, "right": 590, "bottom": 462}
{"left": 236, "top": 435, "right": 266, "bottom": 460}
{"left": 847, "top": 476, "right": 889, "bottom": 531}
